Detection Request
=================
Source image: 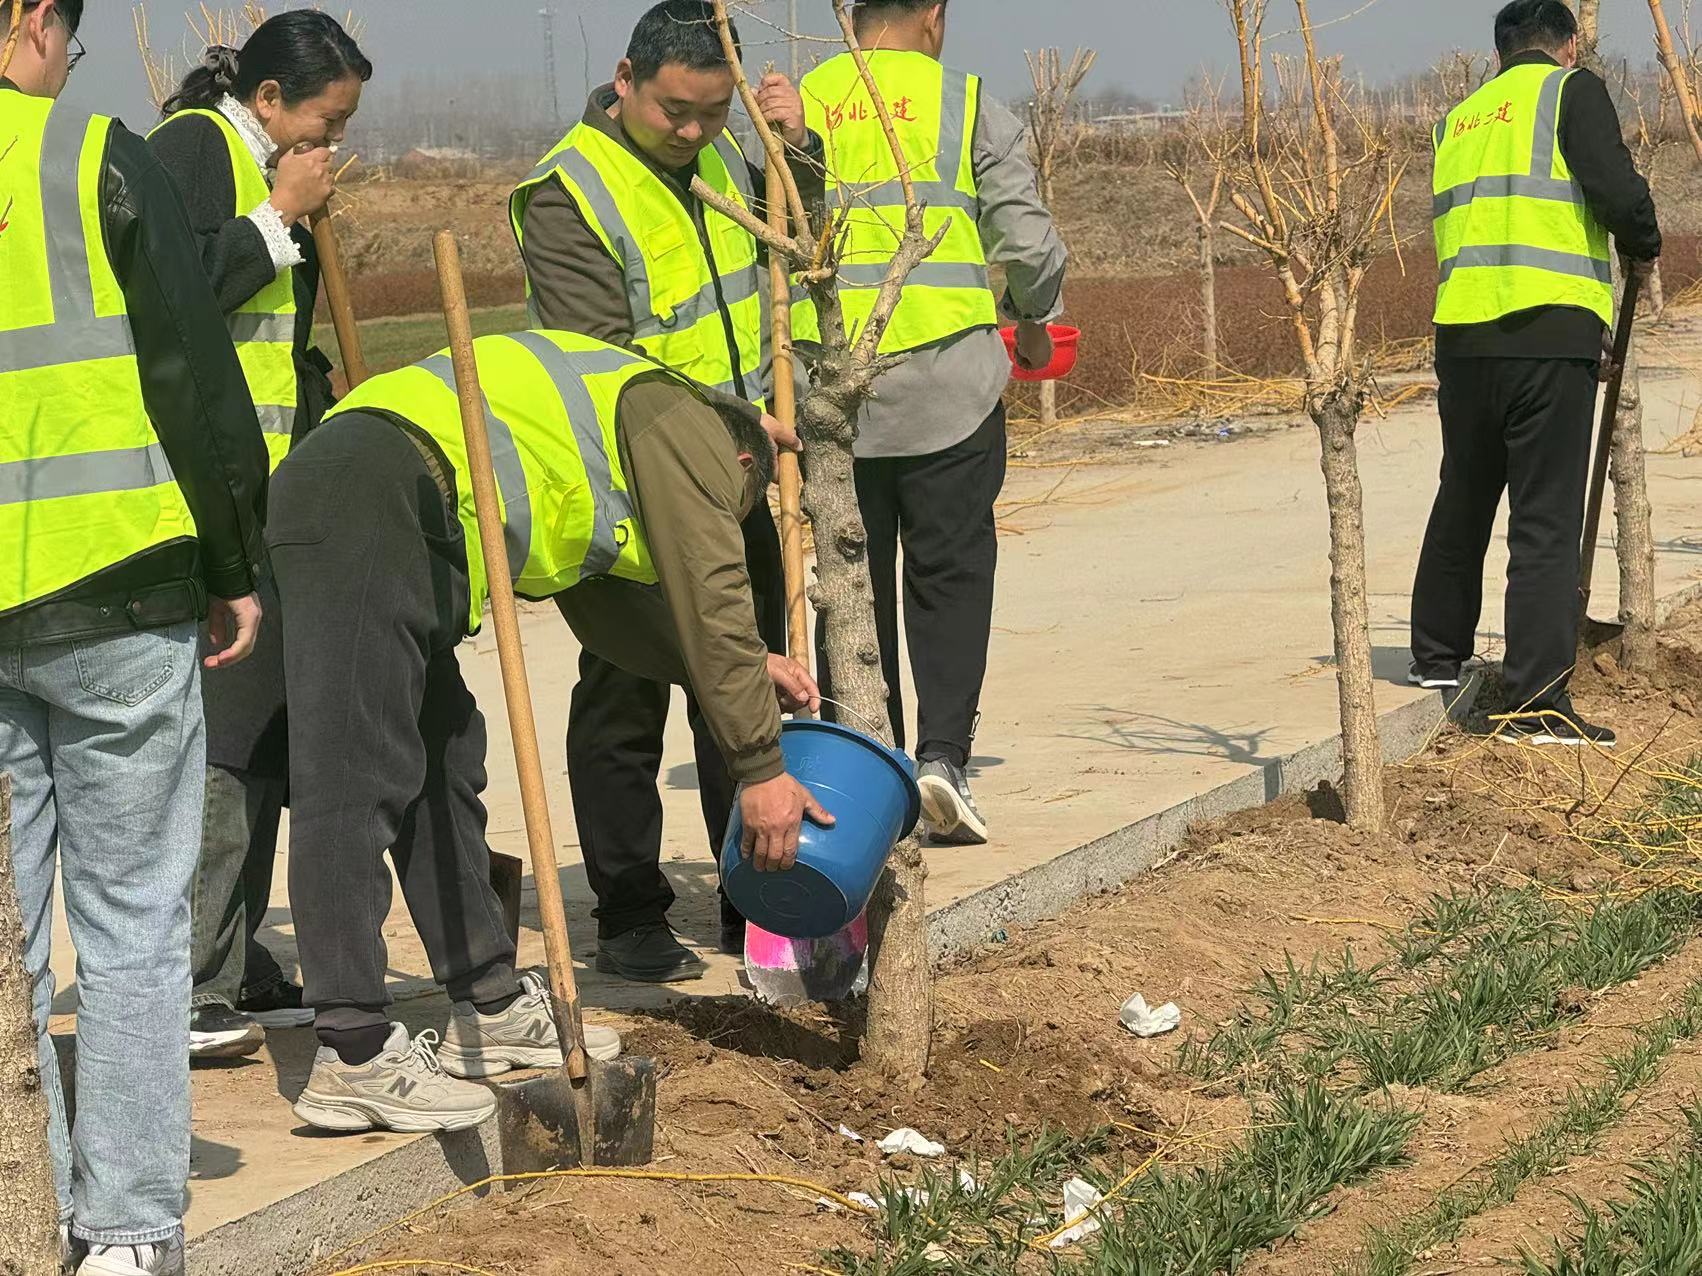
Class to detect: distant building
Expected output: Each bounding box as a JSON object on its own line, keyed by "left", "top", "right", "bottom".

{"left": 1092, "top": 109, "right": 1187, "bottom": 133}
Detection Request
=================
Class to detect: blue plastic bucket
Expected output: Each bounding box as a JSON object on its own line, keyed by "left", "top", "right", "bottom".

{"left": 720, "top": 720, "right": 922, "bottom": 940}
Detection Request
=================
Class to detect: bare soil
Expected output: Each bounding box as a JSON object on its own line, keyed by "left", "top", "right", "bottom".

{"left": 320, "top": 604, "right": 1702, "bottom": 1274}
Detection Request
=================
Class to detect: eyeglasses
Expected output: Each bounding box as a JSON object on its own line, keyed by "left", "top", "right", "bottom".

{"left": 65, "top": 31, "right": 86, "bottom": 73}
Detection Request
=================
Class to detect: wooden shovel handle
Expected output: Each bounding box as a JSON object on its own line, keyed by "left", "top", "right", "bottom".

{"left": 432, "top": 231, "right": 589, "bottom": 1083}
{"left": 312, "top": 208, "right": 370, "bottom": 389}
{"left": 767, "top": 161, "right": 811, "bottom": 677}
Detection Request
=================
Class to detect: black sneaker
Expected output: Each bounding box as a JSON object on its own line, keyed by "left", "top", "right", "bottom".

{"left": 1408, "top": 663, "right": 1462, "bottom": 690}
{"left": 238, "top": 979, "right": 314, "bottom": 1029}
{"left": 1495, "top": 700, "right": 1617, "bottom": 748}
{"left": 594, "top": 923, "right": 707, "bottom": 983}
{"left": 189, "top": 1004, "right": 264, "bottom": 1060}
{"left": 917, "top": 758, "right": 989, "bottom": 846}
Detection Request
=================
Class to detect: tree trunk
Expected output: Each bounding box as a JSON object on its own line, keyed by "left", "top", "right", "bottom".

{"left": 799, "top": 353, "right": 933, "bottom": 1079}
{"left": 1039, "top": 379, "right": 1057, "bottom": 428}
{"left": 1313, "top": 397, "right": 1385, "bottom": 831}
{"left": 0, "top": 776, "right": 61, "bottom": 1274}
{"left": 1610, "top": 336, "right": 1659, "bottom": 676}
{"left": 1198, "top": 222, "right": 1219, "bottom": 373}
{"left": 1575, "top": 0, "right": 1602, "bottom": 69}
{"left": 1647, "top": 0, "right": 1702, "bottom": 167}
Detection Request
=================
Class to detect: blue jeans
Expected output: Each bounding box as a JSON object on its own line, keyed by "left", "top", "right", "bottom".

{"left": 0, "top": 624, "right": 203, "bottom": 1247}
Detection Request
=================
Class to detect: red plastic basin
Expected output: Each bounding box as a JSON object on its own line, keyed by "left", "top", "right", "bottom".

{"left": 1000, "top": 323, "right": 1080, "bottom": 382}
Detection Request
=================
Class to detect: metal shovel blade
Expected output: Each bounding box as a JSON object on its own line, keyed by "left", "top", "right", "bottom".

{"left": 496, "top": 1055, "right": 657, "bottom": 1171}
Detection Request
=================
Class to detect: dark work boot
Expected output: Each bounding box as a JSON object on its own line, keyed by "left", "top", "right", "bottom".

{"left": 594, "top": 923, "right": 707, "bottom": 983}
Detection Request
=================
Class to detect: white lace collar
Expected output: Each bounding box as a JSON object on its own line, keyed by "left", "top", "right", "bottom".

{"left": 216, "top": 93, "right": 276, "bottom": 174}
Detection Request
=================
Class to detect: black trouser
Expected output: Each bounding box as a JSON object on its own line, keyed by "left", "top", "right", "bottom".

{"left": 1411, "top": 356, "right": 1597, "bottom": 711}
{"left": 267, "top": 414, "right": 518, "bottom": 1031}
{"left": 566, "top": 504, "right": 785, "bottom": 941}
{"left": 818, "top": 402, "right": 1007, "bottom": 766}
{"left": 189, "top": 766, "right": 287, "bottom": 1010}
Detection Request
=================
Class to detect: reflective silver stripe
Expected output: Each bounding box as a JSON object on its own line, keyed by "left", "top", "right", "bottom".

{"left": 713, "top": 134, "right": 754, "bottom": 202}
{"left": 0, "top": 443, "right": 175, "bottom": 507}
{"left": 254, "top": 403, "right": 294, "bottom": 437}
{"left": 421, "top": 355, "right": 533, "bottom": 581}
{"left": 228, "top": 311, "right": 296, "bottom": 343}
{"left": 846, "top": 177, "right": 976, "bottom": 210}
{"left": 632, "top": 263, "right": 762, "bottom": 340}
{"left": 502, "top": 332, "right": 639, "bottom": 581}
{"left": 1437, "top": 244, "right": 1612, "bottom": 285}
{"left": 0, "top": 107, "right": 137, "bottom": 373}
{"left": 835, "top": 260, "right": 992, "bottom": 290}
{"left": 1432, "top": 172, "right": 1585, "bottom": 218}
{"left": 42, "top": 104, "right": 95, "bottom": 322}
{"left": 0, "top": 314, "right": 133, "bottom": 372}
{"left": 523, "top": 145, "right": 571, "bottom": 184}
{"left": 552, "top": 149, "right": 654, "bottom": 326}
{"left": 1530, "top": 68, "right": 1566, "bottom": 178}
{"left": 938, "top": 69, "right": 970, "bottom": 190}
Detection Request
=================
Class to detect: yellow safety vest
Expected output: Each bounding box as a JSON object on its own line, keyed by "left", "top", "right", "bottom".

{"left": 794, "top": 50, "right": 997, "bottom": 354}
{"left": 510, "top": 124, "right": 765, "bottom": 408}
{"left": 1433, "top": 63, "right": 1613, "bottom": 327}
{"left": 323, "top": 331, "right": 665, "bottom": 634}
{"left": 150, "top": 107, "right": 299, "bottom": 471}
{"left": 0, "top": 91, "right": 198, "bottom": 616}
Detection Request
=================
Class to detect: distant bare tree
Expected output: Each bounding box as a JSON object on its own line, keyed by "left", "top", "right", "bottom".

{"left": 1647, "top": 0, "right": 1702, "bottom": 165}
{"left": 1221, "top": 0, "right": 1406, "bottom": 831}
{"left": 1163, "top": 80, "right": 1230, "bottom": 372}
{"left": 1025, "top": 47, "right": 1095, "bottom": 426}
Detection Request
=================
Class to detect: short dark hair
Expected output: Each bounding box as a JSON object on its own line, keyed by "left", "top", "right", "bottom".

{"left": 627, "top": 1, "right": 741, "bottom": 85}
{"left": 1493, "top": 0, "right": 1578, "bottom": 58}
{"left": 854, "top": 0, "right": 948, "bottom": 18}
{"left": 22, "top": 0, "right": 83, "bottom": 35}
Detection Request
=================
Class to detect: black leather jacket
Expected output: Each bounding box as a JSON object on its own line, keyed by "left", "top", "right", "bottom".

{"left": 0, "top": 86, "right": 267, "bottom": 647}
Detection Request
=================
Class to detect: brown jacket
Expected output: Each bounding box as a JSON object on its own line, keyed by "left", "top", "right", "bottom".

{"left": 555, "top": 378, "right": 783, "bottom": 784}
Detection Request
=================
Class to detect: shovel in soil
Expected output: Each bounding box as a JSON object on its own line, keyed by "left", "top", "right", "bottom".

{"left": 432, "top": 231, "right": 655, "bottom": 1170}
{"left": 743, "top": 158, "right": 869, "bottom": 1007}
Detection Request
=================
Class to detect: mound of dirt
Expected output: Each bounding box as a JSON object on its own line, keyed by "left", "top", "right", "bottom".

{"left": 334, "top": 606, "right": 1702, "bottom": 1276}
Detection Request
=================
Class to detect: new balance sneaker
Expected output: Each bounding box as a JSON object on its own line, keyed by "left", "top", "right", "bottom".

{"left": 595, "top": 922, "right": 707, "bottom": 983}
{"left": 1494, "top": 699, "right": 1617, "bottom": 748}
{"left": 188, "top": 1004, "right": 263, "bottom": 1060}
{"left": 1408, "top": 663, "right": 1462, "bottom": 690}
{"left": 78, "top": 1239, "right": 184, "bottom": 1276}
{"left": 238, "top": 979, "right": 315, "bottom": 1029}
{"left": 291, "top": 1024, "right": 496, "bottom": 1133}
{"left": 917, "top": 758, "right": 989, "bottom": 846}
{"left": 438, "top": 971, "right": 621, "bottom": 1078}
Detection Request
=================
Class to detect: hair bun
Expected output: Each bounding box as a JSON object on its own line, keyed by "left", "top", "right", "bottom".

{"left": 202, "top": 45, "right": 241, "bottom": 91}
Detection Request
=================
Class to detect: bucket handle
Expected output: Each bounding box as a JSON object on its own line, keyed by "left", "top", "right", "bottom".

{"left": 813, "top": 696, "right": 893, "bottom": 744}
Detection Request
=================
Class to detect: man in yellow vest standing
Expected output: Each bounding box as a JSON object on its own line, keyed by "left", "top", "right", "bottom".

{"left": 798, "top": 0, "right": 1066, "bottom": 845}
{"left": 1413, "top": 0, "right": 1660, "bottom": 747}
{"left": 510, "top": 0, "right": 825, "bottom": 979}
{"left": 269, "top": 332, "right": 828, "bottom": 1134}
{"left": 0, "top": 1, "right": 268, "bottom": 1270}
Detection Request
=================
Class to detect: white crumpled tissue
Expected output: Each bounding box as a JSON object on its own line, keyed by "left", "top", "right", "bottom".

{"left": 1119, "top": 993, "right": 1182, "bottom": 1038}
{"left": 878, "top": 1127, "right": 946, "bottom": 1158}
{"left": 1047, "top": 1177, "right": 1107, "bottom": 1249}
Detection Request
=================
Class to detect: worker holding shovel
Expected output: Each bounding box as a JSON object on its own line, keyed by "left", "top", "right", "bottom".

{"left": 509, "top": 0, "right": 825, "bottom": 981}
{"left": 269, "top": 329, "right": 830, "bottom": 1135}
{"left": 147, "top": 10, "right": 371, "bottom": 1062}
{"left": 1412, "top": 0, "right": 1661, "bottom": 747}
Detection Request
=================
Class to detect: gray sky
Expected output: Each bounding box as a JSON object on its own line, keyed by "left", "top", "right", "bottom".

{"left": 65, "top": 0, "right": 1668, "bottom": 126}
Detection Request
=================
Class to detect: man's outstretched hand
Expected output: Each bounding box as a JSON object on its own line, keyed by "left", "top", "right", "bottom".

{"left": 767, "top": 653, "right": 820, "bottom": 714}
{"left": 739, "top": 772, "right": 835, "bottom": 872}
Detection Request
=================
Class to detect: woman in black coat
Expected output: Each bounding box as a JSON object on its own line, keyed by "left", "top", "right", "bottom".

{"left": 148, "top": 11, "right": 371, "bottom": 1059}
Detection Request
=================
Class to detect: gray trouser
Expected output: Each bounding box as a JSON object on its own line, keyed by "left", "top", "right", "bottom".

{"left": 0, "top": 623, "right": 202, "bottom": 1247}
{"left": 190, "top": 765, "right": 287, "bottom": 1010}
{"left": 268, "top": 414, "right": 519, "bottom": 1031}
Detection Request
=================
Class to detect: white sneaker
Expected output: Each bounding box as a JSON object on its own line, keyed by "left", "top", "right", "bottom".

{"left": 438, "top": 971, "right": 621, "bottom": 1078}
{"left": 78, "top": 1238, "right": 184, "bottom": 1276}
{"left": 291, "top": 1024, "right": 497, "bottom": 1133}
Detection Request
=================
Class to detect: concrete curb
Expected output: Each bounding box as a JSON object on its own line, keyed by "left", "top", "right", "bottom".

{"left": 199, "top": 579, "right": 1702, "bottom": 1272}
